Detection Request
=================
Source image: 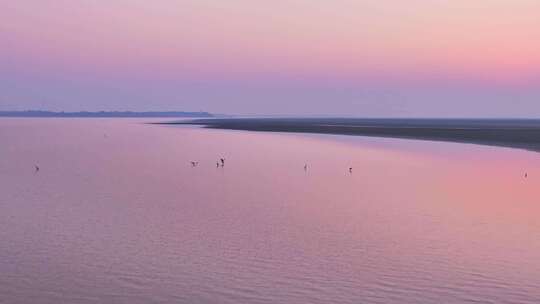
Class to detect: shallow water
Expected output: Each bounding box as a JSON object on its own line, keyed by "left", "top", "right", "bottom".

{"left": 1, "top": 118, "right": 540, "bottom": 303}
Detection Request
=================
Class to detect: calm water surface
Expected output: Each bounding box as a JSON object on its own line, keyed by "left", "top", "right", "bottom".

{"left": 1, "top": 118, "right": 540, "bottom": 303}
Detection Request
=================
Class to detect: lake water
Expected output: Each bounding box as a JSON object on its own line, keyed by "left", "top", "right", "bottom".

{"left": 1, "top": 118, "right": 540, "bottom": 303}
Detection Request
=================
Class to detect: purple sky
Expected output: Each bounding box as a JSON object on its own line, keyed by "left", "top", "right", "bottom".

{"left": 1, "top": 1, "right": 539, "bottom": 116}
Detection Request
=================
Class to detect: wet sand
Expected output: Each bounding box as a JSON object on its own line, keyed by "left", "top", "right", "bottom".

{"left": 166, "top": 118, "right": 540, "bottom": 152}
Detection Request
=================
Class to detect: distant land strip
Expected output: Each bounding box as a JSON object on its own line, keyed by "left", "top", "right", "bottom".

{"left": 0, "top": 110, "right": 213, "bottom": 118}
{"left": 165, "top": 118, "right": 540, "bottom": 152}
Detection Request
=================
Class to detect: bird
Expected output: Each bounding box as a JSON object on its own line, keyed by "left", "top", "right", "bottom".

{"left": 190, "top": 161, "right": 199, "bottom": 167}
{"left": 304, "top": 164, "right": 308, "bottom": 171}
{"left": 525, "top": 173, "right": 528, "bottom": 178}
{"left": 34, "top": 165, "right": 40, "bottom": 172}
{"left": 220, "top": 158, "right": 225, "bottom": 166}
{"left": 349, "top": 167, "right": 353, "bottom": 173}
{"left": 216, "top": 162, "right": 220, "bottom": 168}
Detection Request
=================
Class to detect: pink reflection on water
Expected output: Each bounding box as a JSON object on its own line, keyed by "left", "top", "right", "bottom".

{"left": 1, "top": 118, "right": 540, "bottom": 303}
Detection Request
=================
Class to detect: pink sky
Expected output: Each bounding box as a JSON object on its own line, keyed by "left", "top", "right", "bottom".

{"left": 1, "top": 0, "right": 539, "bottom": 115}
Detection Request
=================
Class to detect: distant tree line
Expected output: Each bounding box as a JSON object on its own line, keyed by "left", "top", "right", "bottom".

{"left": 0, "top": 110, "right": 213, "bottom": 118}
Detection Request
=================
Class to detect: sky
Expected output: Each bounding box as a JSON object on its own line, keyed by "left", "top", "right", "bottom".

{"left": 1, "top": 0, "right": 539, "bottom": 117}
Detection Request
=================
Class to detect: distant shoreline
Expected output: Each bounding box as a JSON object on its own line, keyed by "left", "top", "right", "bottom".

{"left": 0, "top": 110, "right": 213, "bottom": 118}
{"left": 164, "top": 118, "right": 540, "bottom": 152}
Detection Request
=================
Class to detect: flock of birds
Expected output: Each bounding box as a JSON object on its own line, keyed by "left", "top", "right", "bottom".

{"left": 29, "top": 130, "right": 529, "bottom": 178}
{"left": 32, "top": 160, "right": 529, "bottom": 177}
{"left": 33, "top": 156, "right": 528, "bottom": 177}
